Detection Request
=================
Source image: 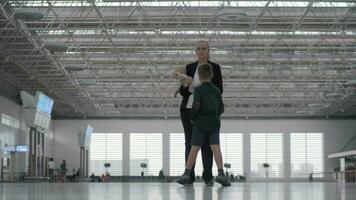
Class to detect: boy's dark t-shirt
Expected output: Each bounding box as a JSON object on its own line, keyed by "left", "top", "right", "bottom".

{"left": 191, "top": 82, "right": 224, "bottom": 131}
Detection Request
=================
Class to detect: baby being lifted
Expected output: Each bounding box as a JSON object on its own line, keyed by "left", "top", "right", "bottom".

{"left": 172, "top": 66, "right": 193, "bottom": 97}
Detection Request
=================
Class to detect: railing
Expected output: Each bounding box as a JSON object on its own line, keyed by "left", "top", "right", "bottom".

{"left": 309, "top": 170, "right": 356, "bottom": 183}
{"left": 23, "top": 176, "right": 49, "bottom": 183}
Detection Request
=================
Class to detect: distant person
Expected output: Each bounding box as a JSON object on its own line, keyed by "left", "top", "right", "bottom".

{"left": 177, "top": 63, "right": 230, "bottom": 187}
{"left": 230, "top": 174, "right": 234, "bottom": 182}
{"left": 59, "top": 160, "right": 67, "bottom": 182}
{"left": 60, "top": 160, "right": 67, "bottom": 174}
{"left": 90, "top": 172, "right": 96, "bottom": 182}
{"left": 70, "top": 169, "right": 78, "bottom": 182}
{"left": 100, "top": 174, "right": 106, "bottom": 182}
{"left": 105, "top": 171, "right": 111, "bottom": 182}
{"left": 159, "top": 169, "right": 165, "bottom": 179}
{"left": 47, "top": 158, "right": 56, "bottom": 182}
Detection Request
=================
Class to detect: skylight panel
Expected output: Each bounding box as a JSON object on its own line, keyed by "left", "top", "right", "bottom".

{"left": 10, "top": 1, "right": 354, "bottom": 8}
{"left": 314, "top": 2, "right": 352, "bottom": 7}
{"left": 10, "top": 1, "right": 91, "bottom": 7}
{"left": 36, "top": 30, "right": 67, "bottom": 36}
{"left": 37, "top": 29, "right": 356, "bottom": 37}
{"left": 271, "top": 1, "right": 309, "bottom": 7}
{"left": 99, "top": 1, "right": 352, "bottom": 8}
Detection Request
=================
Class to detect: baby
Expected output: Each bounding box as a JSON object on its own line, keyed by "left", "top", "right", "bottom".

{"left": 172, "top": 66, "right": 193, "bottom": 97}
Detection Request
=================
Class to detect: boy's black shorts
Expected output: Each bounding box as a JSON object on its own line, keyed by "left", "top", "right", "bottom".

{"left": 191, "top": 126, "right": 220, "bottom": 146}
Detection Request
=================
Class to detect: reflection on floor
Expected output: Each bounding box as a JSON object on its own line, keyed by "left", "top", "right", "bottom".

{"left": 1, "top": 182, "right": 356, "bottom": 200}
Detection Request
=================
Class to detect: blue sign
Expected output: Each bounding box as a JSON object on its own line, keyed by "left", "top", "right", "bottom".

{"left": 36, "top": 92, "right": 54, "bottom": 115}
{"left": 86, "top": 125, "right": 93, "bottom": 138}
{"left": 84, "top": 125, "right": 93, "bottom": 147}
{"left": 3, "top": 145, "right": 16, "bottom": 152}
{"left": 16, "top": 145, "right": 28, "bottom": 152}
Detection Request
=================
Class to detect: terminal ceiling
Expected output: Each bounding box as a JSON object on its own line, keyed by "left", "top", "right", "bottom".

{"left": 0, "top": 0, "right": 356, "bottom": 119}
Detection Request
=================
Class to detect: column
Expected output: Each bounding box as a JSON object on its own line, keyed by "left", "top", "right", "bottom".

{"left": 284, "top": 133, "right": 291, "bottom": 180}
{"left": 122, "top": 132, "right": 130, "bottom": 176}
{"left": 162, "top": 132, "right": 170, "bottom": 176}
{"left": 243, "top": 133, "right": 251, "bottom": 180}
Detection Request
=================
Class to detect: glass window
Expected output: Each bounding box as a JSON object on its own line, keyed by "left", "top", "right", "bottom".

{"left": 89, "top": 133, "right": 123, "bottom": 176}
{"left": 220, "top": 133, "right": 244, "bottom": 176}
{"left": 130, "top": 133, "right": 162, "bottom": 176}
{"left": 251, "top": 133, "right": 283, "bottom": 178}
{"left": 291, "top": 133, "right": 324, "bottom": 178}
{"left": 1, "top": 113, "right": 20, "bottom": 129}
{"left": 169, "top": 133, "right": 185, "bottom": 176}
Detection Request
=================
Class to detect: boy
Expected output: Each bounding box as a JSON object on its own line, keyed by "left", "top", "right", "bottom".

{"left": 177, "top": 63, "right": 230, "bottom": 187}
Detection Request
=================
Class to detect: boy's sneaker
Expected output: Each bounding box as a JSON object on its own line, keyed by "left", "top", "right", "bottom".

{"left": 216, "top": 174, "right": 231, "bottom": 187}
{"left": 177, "top": 171, "right": 194, "bottom": 186}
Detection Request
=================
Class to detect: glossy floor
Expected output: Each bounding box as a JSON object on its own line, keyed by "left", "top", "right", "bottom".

{"left": 1, "top": 182, "right": 355, "bottom": 200}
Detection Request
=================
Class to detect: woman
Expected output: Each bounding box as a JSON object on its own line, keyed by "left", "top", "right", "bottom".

{"left": 179, "top": 40, "right": 223, "bottom": 186}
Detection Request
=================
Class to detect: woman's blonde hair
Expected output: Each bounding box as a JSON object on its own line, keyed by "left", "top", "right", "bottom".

{"left": 195, "top": 40, "right": 210, "bottom": 50}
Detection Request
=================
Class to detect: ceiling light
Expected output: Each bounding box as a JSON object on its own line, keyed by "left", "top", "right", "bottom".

{"left": 216, "top": 8, "right": 248, "bottom": 21}
{"left": 326, "top": 93, "right": 341, "bottom": 98}
{"left": 78, "top": 79, "right": 96, "bottom": 85}
{"left": 65, "top": 65, "right": 86, "bottom": 71}
{"left": 295, "top": 110, "right": 311, "bottom": 114}
{"left": 308, "top": 103, "right": 324, "bottom": 108}
{"left": 222, "top": 65, "right": 233, "bottom": 69}
{"left": 44, "top": 43, "right": 68, "bottom": 53}
{"left": 14, "top": 10, "right": 44, "bottom": 21}
{"left": 345, "top": 80, "right": 356, "bottom": 86}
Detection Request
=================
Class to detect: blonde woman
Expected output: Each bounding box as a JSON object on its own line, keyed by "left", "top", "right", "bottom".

{"left": 178, "top": 40, "right": 223, "bottom": 186}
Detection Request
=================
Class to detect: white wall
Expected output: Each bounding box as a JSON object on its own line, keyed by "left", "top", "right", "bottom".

{"left": 0, "top": 95, "right": 27, "bottom": 173}
{"left": 2, "top": 92, "right": 355, "bottom": 179}
{"left": 0, "top": 95, "right": 25, "bottom": 143}
{"left": 53, "top": 118, "right": 356, "bottom": 179}
{"left": 0, "top": 95, "right": 54, "bottom": 174}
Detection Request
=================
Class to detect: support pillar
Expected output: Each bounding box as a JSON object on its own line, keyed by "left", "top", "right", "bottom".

{"left": 28, "top": 127, "right": 45, "bottom": 177}
{"left": 80, "top": 147, "right": 83, "bottom": 177}
{"left": 85, "top": 149, "right": 89, "bottom": 177}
